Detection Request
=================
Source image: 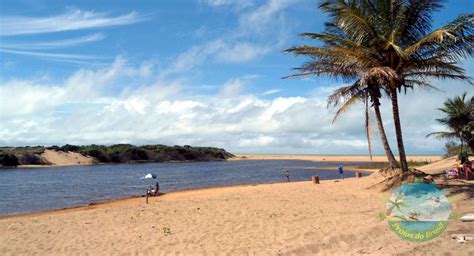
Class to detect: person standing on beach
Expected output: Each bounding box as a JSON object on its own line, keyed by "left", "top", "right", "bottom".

{"left": 463, "top": 157, "right": 472, "bottom": 180}
{"left": 285, "top": 170, "right": 290, "bottom": 182}
{"left": 155, "top": 181, "right": 160, "bottom": 196}
{"left": 338, "top": 164, "right": 344, "bottom": 180}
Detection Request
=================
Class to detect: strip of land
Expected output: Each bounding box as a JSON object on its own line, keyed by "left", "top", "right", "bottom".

{"left": 232, "top": 154, "right": 442, "bottom": 163}
{"left": 232, "top": 154, "right": 444, "bottom": 173}
{"left": 14, "top": 152, "right": 442, "bottom": 169}
{"left": 1, "top": 145, "right": 233, "bottom": 168}
{"left": 0, "top": 157, "right": 472, "bottom": 255}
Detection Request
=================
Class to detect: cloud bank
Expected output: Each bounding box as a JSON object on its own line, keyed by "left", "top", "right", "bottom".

{"left": 1, "top": 57, "right": 470, "bottom": 155}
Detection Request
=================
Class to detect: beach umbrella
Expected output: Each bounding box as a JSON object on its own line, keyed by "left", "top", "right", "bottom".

{"left": 141, "top": 173, "right": 157, "bottom": 179}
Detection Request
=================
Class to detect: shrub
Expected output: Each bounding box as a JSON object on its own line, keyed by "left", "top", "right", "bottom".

{"left": 17, "top": 154, "right": 49, "bottom": 165}
{"left": 0, "top": 153, "right": 19, "bottom": 166}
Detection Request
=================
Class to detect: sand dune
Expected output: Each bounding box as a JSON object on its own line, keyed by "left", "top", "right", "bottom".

{"left": 1, "top": 158, "right": 473, "bottom": 255}
{"left": 19, "top": 149, "right": 98, "bottom": 167}
{"left": 42, "top": 149, "right": 97, "bottom": 166}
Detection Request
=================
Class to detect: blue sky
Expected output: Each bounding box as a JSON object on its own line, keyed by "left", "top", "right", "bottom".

{"left": 0, "top": 0, "right": 473, "bottom": 155}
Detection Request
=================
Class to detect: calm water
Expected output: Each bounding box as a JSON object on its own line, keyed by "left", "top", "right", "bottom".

{"left": 0, "top": 160, "right": 368, "bottom": 215}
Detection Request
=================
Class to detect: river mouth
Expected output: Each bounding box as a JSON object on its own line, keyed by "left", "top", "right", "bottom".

{"left": 0, "top": 159, "right": 369, "bottom": 215}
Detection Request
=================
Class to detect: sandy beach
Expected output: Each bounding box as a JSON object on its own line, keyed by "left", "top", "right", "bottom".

{"left": 1, "top": 157, "right": 473, "bottom": 255}
{"left": 232, "top": 154, "right": 443, "bottom": 163}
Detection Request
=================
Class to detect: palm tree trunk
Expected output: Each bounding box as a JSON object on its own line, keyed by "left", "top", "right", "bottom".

{"left": 390, "top": 88, "right": 409, "bottom": 172}
{"left": 373, "top": 98, "right": 400, "bottom": 168}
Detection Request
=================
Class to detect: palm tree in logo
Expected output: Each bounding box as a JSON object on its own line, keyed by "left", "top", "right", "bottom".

{"left": 386, "top": 195, "right": 412, "bottom": 221}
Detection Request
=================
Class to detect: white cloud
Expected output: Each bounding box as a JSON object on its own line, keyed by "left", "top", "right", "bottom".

{"left": 1, "top": 57, "right": 470, "bottom": 155}
{"left": 0, "top": 9, "right": 142, "bottom": 36}
{"left": 109, "top": 98, "right": 150, "bottom": 115}
{"left": 165, "top": 40, "right": 271, "bottom": 72}
{"left": 0, "top": 48, "right": 105, "bottom": 64}
{"left": 164, "top": 40, "right": 225, "bottom": 74}
{"left": 262, "top": 89, "right": 283, "bottom": 95}
{"left": 0, "top": 80, "right": 66, "bottom": 116}
{"left": 163, "top": 0, "right": 295, "bottom": 73}
{"left": 155, "top": 100, "right": 205, "bottom": 114}
{"left": 0, "top": 8, "right": 142, "bottom": 63}
{"left": 201, "top": 0, "right": 253, "bottom": 9}
{"left": 239, "top": 135, "right": 275, "bottom": 147}
{"left": 218, "top": 78, "right": 248, "bottom": 98}
{"left": 205, "top": 0, "right": 233, "bottom": 7}
{"left": 1, "top": 33, "right": 106, "bottom": 50}
{"left": 215, "top": 42, "right": 271, "bottom": 63}
{"left": 0, "top": 57, "right": 157, "bottom": 117}
{"left": 237, "top": 0, "right": 296, "bottom": 35}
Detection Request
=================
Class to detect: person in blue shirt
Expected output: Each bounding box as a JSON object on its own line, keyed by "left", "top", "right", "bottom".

{"left": 338, "top": 164, "right": 344, "bottom": 180}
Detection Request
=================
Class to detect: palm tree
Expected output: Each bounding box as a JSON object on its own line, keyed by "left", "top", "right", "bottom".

{"left": 286, "top": 0, "right": 473, "bottom": 172}
{"left": 284, "top": 26, "right": 401, "bottom": 168}
{"left": 427, "top": 93, "right": 474, "bottom": 153}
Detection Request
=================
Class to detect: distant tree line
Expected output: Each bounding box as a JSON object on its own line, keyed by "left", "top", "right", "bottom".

{"left": 0, "top": 144, "right": 234, "bottom": 167}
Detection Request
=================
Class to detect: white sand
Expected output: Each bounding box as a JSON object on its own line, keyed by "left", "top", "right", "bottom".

{"left": 19, "top": 149, "right": 97, "bottom": 168}
{"left": 42, "top": 149, "right": 97, "bottom": 165}
{"left": 419, "top": 156, "right": 458, "bottom": 174}
{"left": 232, "top": 154, "right": 442, "bottom": 163}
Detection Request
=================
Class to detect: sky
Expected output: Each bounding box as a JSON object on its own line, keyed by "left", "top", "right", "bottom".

{"left": 0, "top": 0, "right": 472, "bottom": 155}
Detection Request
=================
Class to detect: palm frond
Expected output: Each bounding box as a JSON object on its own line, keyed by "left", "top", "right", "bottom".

{"left": 425, "top": 131, "right": 458, "bottom": 139}
{"left": 331, "top": 92, "right": 364, "bottom": 123}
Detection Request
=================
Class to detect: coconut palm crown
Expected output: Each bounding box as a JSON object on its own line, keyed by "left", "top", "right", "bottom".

{"left": 427, "top": 93, "right": 474, "bottom": 153}
{"left": 285, "top": 0, "right": 473, "bottom": 172}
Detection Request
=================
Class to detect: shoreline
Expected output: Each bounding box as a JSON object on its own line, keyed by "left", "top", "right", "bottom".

{"left": 0, "top": 176, "right": 359, "bottom": 219}
{"left": 2, "top": 168, "right": 472, "bottom": 255}
{"left": 231, "top": 154, "right": 442, "bottom": 163}
{"left": 1, "top": 155, "right": 440, "bottom": 218}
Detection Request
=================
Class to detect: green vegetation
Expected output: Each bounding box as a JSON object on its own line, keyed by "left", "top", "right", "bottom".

{"left": 0, "top": 146, "right": 49, "bottom": 166}
{"left": 286, "top": 1, "right": 473, "bottom": 172}
{"left": 0, "top": 153, "right": 19, "bottom": 167}
{"left": 443, "top": 141, "right": 472, "bottom": 159}
{"left": 0, "top": 144, "right": 234, "bottom": 167}
{"left": 0, "top": 146, "right": 45, "bottom": 155}
{"left": 427, "top": 93, "right": 473, "bottom": 159}
{"left": 64, "top": 144, "right": 234, "bottom": 163}
{"left": 357, "top": 160, "right": 430, "bottom": 170}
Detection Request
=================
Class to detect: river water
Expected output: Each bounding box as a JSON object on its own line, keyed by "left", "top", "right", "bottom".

{"left": 0, "top": 159, "right": 369, "bottom": 215}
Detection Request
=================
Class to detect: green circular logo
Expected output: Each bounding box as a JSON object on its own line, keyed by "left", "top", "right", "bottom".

{"left": 386, "top": 182, "right": 451, "bottom": 242}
